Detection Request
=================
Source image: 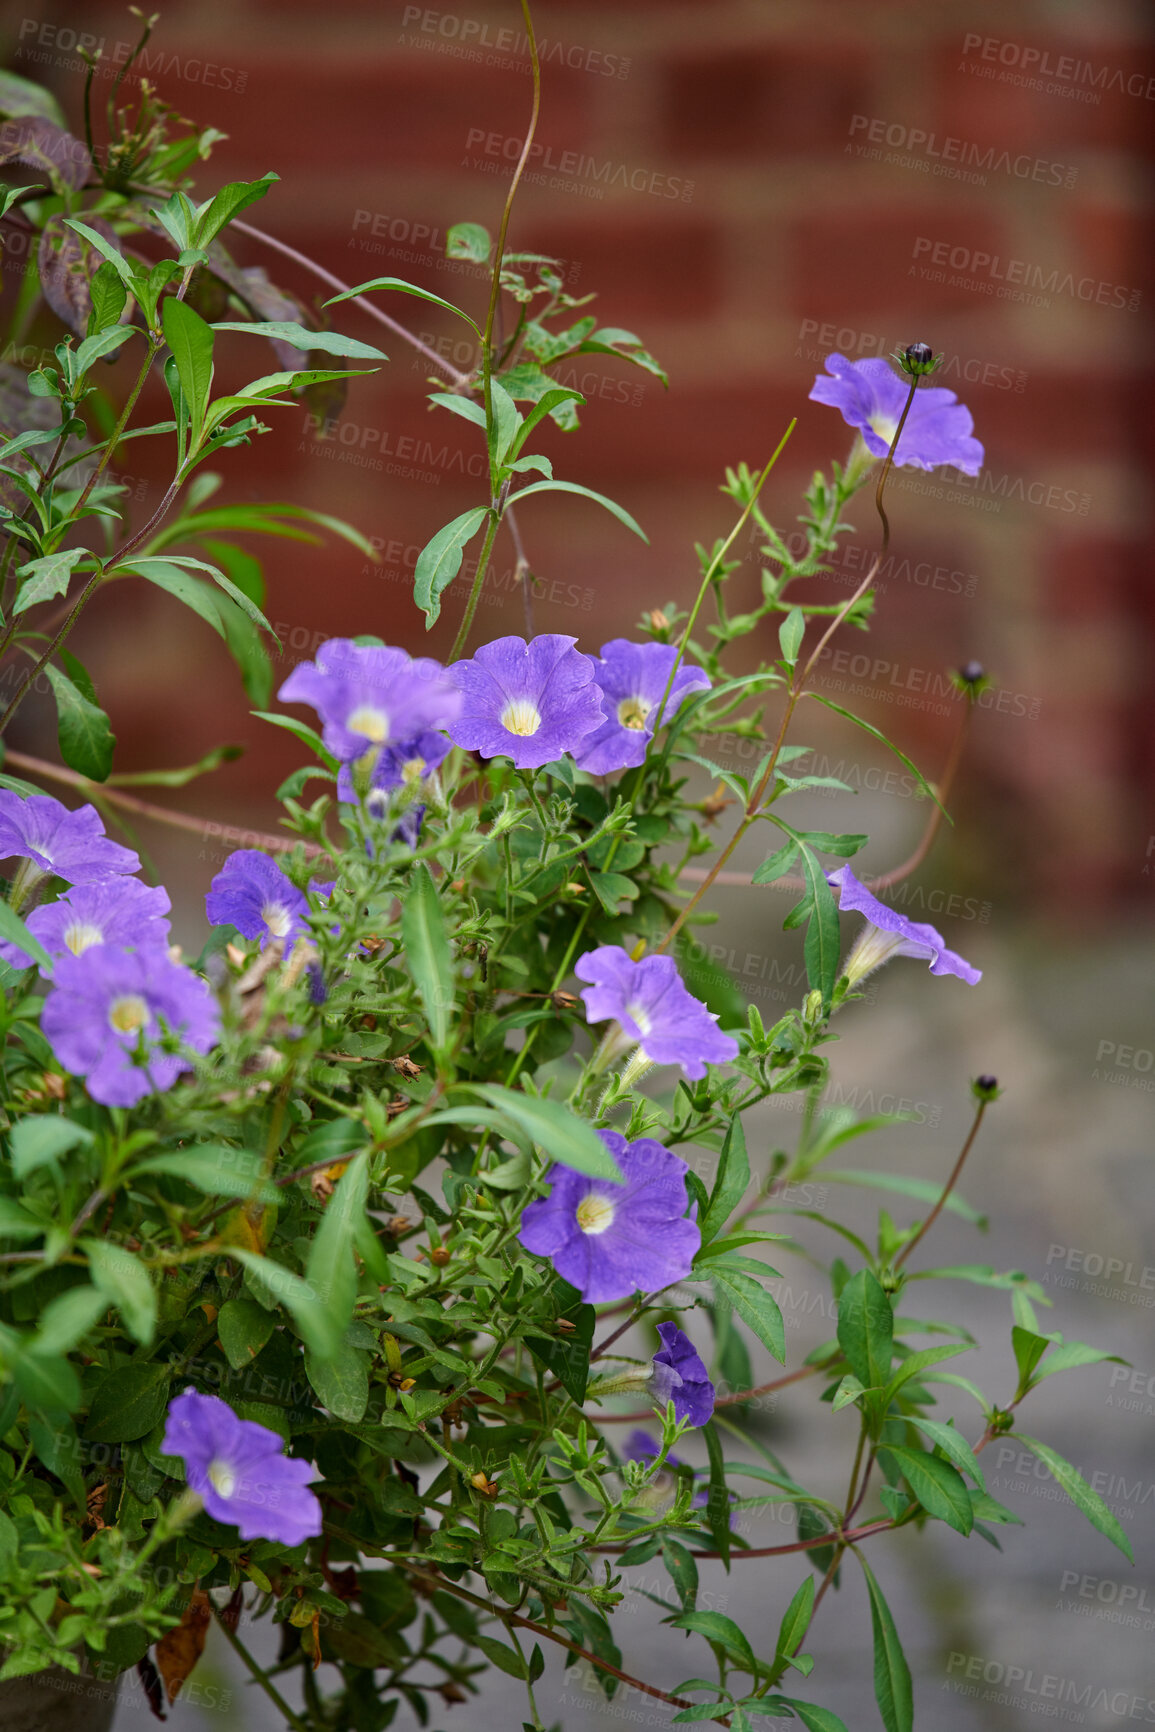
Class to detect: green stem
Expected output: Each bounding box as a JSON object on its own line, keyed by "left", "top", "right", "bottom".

{"left": 447, "top": 507, "right": 499, "bottom": 664}
{"left": 71, "top": 336, "right": 162, "bottom": 521}
{"left": 209, "top": 1603, "right": 312, "bottom": 1732}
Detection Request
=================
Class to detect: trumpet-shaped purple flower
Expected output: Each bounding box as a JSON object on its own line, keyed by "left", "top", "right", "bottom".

{"left": 828, "top": 864, "right": 982, "bottom": 985}
{"left": 335, "top": 730, "right": 451, "bottom": 805}
{"left": 574, "top": 640, "right": 711, "bottom": 776}
{"left": 162, "top": 1388, "right": 322, "bottom": 1547}
{"left": 649, "top": 1323, "right": 715, "bottom": 1428}
{"left": 448, "top": 635, "right": 604, "bottom": 770}
{"left": 0, "top": 878, "right": 172, "bottom": 974}
{"left": 810, "top": 354, "right": 983, "bottom": 475}
{"left": 575, "top": 946, "right": 739, "bottom": 1080}
{"left": 41, "top": 945, "right": 220, "bottom": 1107}
{"left": 518, "top": 1129, "right": 699, "bottom": 1303}
{"left": 0, "top": 791, "right": 140, "bottom": 885}
{"left": 278, "top": 638, "right": 461, "bottom": 764}
{"left": 205, "top": 850, "right": 314, "bottom": 950}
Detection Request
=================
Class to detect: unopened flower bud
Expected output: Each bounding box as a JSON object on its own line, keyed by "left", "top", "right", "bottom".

{"left": 952, "top": 660, "right": 992, "bottom": 701}
{"left": 897, "top": 341, "right": 940, "bottom": 377}
{"left": 429, "top": 1246, "right": 452, "bottom": 1266}
{"left": 972, "top": 1074, "right": 1001, "bottom": 1102}
{"left": 648, "top": 609, "right": 669, "bottom": 632}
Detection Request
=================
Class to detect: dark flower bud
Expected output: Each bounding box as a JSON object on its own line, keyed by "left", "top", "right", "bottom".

{"left": 897, "top": 341, "right": 940, "bottom": 377}
{"left": 306, "top": 962, "right": 327, "bottom": 1006}
{"left": 972, "top": 1074, "right": 1001, "bottom": 1102}
{"left": 951, "top": 661, "right": 992, "bottom": 701}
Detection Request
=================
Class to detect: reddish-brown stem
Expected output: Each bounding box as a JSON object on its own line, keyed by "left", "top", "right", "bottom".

{"left": 594, "top": 1516, "right": 895, "bottom": 1559}
{"left": 893, "top": 1098, "right": 988, "bottom": 1270}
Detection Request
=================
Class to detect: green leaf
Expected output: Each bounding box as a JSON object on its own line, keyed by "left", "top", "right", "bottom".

{"left": 702, "top": 1421, "right": 731, "bottom": 1568}
{"left": 400, "top": 862, "right": 453, "bottom": 1051}
{"left": 251, "top": 709, "right": 339, "bottom": 770}
{"left": 107, "top": 741, "right": 243, "bottom": 789}
{"left": 1031, "top": 1338, "right": 1128, "bottom": 1382}
{"left": 413, "top": 506, "right": 489, "bottom": 626}
{"left": 882, "top": 1342, "right": 970, "bottom": 1402}
{"left": 124, "top": 557, "right": 224, "bottom": 637}
{"left": 711, "top": 1266, "right": 785, "bottom": 1363}
{"left": 213, "top": 320, "right": 386, "bottom": 361}
{"left": 879, "top": 1444, "right": 973, "bottom": 1535}
{"left": 132, "top": 553, "right": 275, "bottom": 640}
{"left": 45, "top": 662, "right": 115, "bottom": 782}
{"left": 505, "top": 388, "right": 585, "bottom": 461}
{"left": 776, "top": 1700, "right": 849, "bottom": 1732}
{"left": 525, "top": 1282, "right": 594, "bottom": 1404}
{"left": 446, "top": 221, "right": 491, "bottom": 263}
{"left": 774, "top": 1575, "right": 815, "bottom": 1662}
{"left": 162, "top": 296, "right": 215, "bottom": 450}
{"left": 673, "top": 1611, "right": 758, "bottom": 1675}
{"left": 471, "top": 1084, "right": 622, "bottom": 1181}
{"left": 836, "top": 1270, "right": 893, "bottom": 1390}
{"left": 74, "top": 326, "right": 136, "bottom": 375}
{"left": 231, "top": 1248, "right": 344, "bottom": 1360}
{"left": 489, "top": 377, "right": 521, "bottom": 465}
{"left": 325, "top": 276, "right": 480, "bottom": 337}
{"left": 85, "top": 1363, "right": 171, "bottom": 1444}
{"left": 474, "top": 1634, "right": 527, "bottom": 1679}
{"left": 905, "top": 1417, "right": 985, "bottom": 1491}
{"left": 778, "top": 608, "right": 805, "bottom": 668}
{"left": 831, "top": 1374, "right": 865, "bottom": 1412}
{"left": 85, "top": 1241, "right": 157, "bottom": 1346}
{"left": 427, "top": 392, "right": 487, "bottom": 429}
{"left": 305, "top": 1148, "right": 371, "bottom": 1347}
{"left": 824, "top": 1168, "right": 986, "bottom": 1228}
{"left": 807, "top": 695, "right": 948, "bottom": 817}
{"left": 62, "top": 219, "right": 137, "bottom": 291}
{"left": 217, "top": 1297, "right": 276, "bottom": 1368}
{"left": 510, "top": 478, "right": 648, "bottom": 542}
{"left": 0, "top": 899, "right": 53, "bottom": 974}
{"left": 193, "top": 172, "right": 279, "bottom": 248}
{"left": 700, "top": 1115, "right": 750, "bottom": 1243}
{"left": 87, "top": 260, "right": 128, "bottom": 334}
{"left": 751, "top": 840, "right": 799, "bottom": 886}
{"left": 13, "top": 548, "right": 86, "bottom": 616}
{"left": 9, "top": 1115, "right": 93, "bottom": 1177}
{"left": 859, "top": 1556, "right": 913, "bottom": 1732}
{"left": 33, "top": 1287, "right": 108, "bottom": 1358}
{"left": 1015, "top": 1432, "right": 1134, "bottom": 1562}
{"left": 305, "top": 1340, "right": 370, "bottom": 1423}
{"left": 797, "top": 842, "right": 841, "bottom": 1006}
{"left": 1011, "top": 1325, "right": 1051, "bottom": 1394}
{"left": 134, "top": 1145, "right": 281, "bottom": 1204}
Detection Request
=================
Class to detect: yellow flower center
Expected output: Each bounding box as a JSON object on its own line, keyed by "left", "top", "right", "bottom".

{"left": 617, "top": 695, "right": 651, "bottom": 731}
{"left": 346, "top": 703, "right": 390, "bottom": 743}
{"left": 63, "top": 921, "right": 105, "bottom": 956}
{"left": 576, "top": 1193, "right": 615, "bottom": 1235}
{"left": 625, "top": 1001, "right": 652, "bottom": 1036}
{"left": 108, "top": 994, "right": 148, "bottom": 1034}
{"left": 870, "top": 414, "right": 898, "bottom": 447}
{"left": 401, "top": 757, "right": 426, "bottom": 784}
{"left": 261, "top": 901, "right": 294, "bottom": 939}
{"left": 500, "top": 699, "right": 542, "bottom": 737}
{"left": 207, "top": 1459, "right": 237, "bottom": 1499}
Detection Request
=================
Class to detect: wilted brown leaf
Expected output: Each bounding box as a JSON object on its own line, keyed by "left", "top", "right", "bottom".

{"left": 155, "top": 1588, "right": 212, "bottom": 1704}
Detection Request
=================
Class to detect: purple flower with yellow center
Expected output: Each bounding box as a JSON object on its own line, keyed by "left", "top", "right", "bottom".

{"left": 41, "top": 945, "right": 220, "bottom": 1107}
{"left": 649, "top": 1323, "right": 715, "bottom": 1427}
{"left": 518, "top": 1129, "right": 699, "bottom": 1303}
{"left": 575, "top": 946, "right": 739, "bottom": 1080}
{"left": 448, "top": 634, "right": 604, "bottom": 770}
{"left": 574, "top": 640, "right": 711, "bottom": 776}
{"left": 205, "top": 850, "right": 315, "bottom": 949}
{"left": 162, "top": 1388, "right": 322, "bottom": 1547}
{"left": 809, "top": 354, "right": 983, "bottom": 475}
{"left": 335, "top": 730, "right": 451, "bottom": 805}
{"left": 828, "top": 864, "right": 981, "bottom": 986}
{"left": 0, "top": 878, "right": 171, "bottom": 974}
{"left": 0, "top": 791, "right": 139, "bottom": 892}
{"left": 278, "top": 638, "right": 461, "bottom": 764}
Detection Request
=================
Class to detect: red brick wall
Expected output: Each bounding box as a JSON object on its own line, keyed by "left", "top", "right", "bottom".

{"left": 4, "top": 0, "right": 1153, "bottom": 918}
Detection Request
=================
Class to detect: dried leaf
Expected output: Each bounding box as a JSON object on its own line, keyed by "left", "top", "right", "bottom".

{"left": 38, "top": 213, "right": 121, "bottom": 334}
{"left": 136, "top": 1652, "right": 167, "bottom": 1721}
{"left": 0, "top": 114, "right": 90, "bottom": 192}
{"left": 155, "top": 1588, "right": 211, "bottom": 1704}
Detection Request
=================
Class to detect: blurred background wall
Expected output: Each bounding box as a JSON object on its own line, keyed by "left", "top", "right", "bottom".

{"left": 1, "top": 0, "right": 1153, "bottom": 929}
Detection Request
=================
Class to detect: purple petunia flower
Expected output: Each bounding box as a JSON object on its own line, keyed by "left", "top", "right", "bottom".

{"left": 41, "top": 945, "right": 220, "bottom": 1107}
{"left": 575, "top": 946, "right": 739, "bottom": 1080}
{"left": 162, "top": 1388, "right": 322, "bottom": 1547}
{"left": 448, "top": 635, "right": 605, "bottom": 770}
{"left": 574, "top": 640, "right": 711, "bottom": 776}
{"left": 278, "top": 638, "right": 461, "bottom": 764}
{"left": 205, "top": 850, "right": 315, "bottom": 950}
{"left": 828, "top": 865, "right": 982, "bottom": 986}
{"left": 518, "top": 1129, "right": 700, "bottom": 1304}
{"left": 651, "top": 1323, "right": 713, "bottom": 1420}
{"left": 335, "top": 731, "right": 451, "bottom": 805}
{"left": 809, "top": 354, "right": 983, "bottom": 475}
{"left": 0, "top": 791, "right": 140, "bottom": 886}
{"left": 0, "top": 878, "right": 172, "bottom": 974}
{"left": 648, "top": 1322, "right": 715, "bottom": 1428}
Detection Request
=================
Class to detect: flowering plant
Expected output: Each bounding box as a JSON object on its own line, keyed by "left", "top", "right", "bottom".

{"left": 0, "top": 15, "right": 1131, "bottom": 1732}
